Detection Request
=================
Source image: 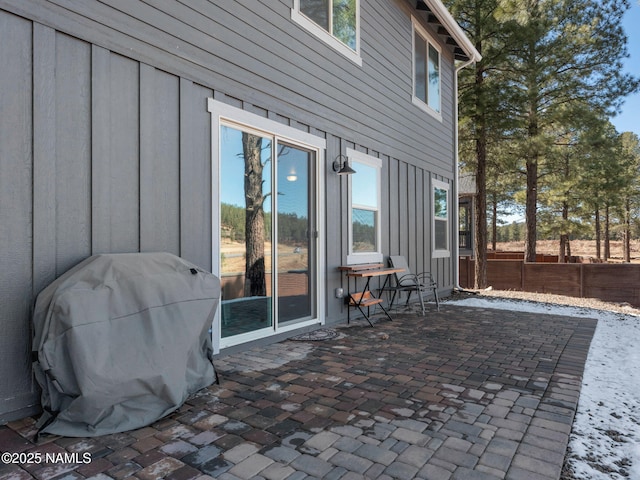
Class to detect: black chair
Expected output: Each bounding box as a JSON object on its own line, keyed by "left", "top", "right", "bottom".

{"left": 387, "top": 255, "right": 439, "bottom": 315}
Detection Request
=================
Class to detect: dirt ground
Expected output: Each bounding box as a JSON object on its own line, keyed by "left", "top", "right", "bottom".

{"left": 494, "top": 239, "right": 640, "bottom": 262}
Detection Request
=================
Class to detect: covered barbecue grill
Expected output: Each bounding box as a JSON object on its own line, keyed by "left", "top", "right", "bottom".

{"left": 32, "top": 252, "right": 220, "bottom": 437}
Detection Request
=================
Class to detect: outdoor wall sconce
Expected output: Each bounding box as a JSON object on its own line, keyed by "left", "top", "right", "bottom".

{"left": 333, "top": 154, "right": 356, "bottom": 175}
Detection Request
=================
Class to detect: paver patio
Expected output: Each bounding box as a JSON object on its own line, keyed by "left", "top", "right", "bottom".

{"left": 0, "top": 303, "right": 597, "bottom": 480}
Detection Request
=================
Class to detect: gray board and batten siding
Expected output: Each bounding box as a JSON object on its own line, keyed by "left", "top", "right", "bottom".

{"left": 0, "top": 0, "right": 459, "bottom": 422}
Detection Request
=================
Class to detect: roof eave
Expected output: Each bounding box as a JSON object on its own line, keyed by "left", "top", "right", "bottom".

{"left": 416, "top": 0, "right": 482, "bottom": 63}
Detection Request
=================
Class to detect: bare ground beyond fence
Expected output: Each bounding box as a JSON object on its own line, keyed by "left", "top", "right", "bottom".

{"left": 459, "top": 255, "right": 640, "bottom": 307}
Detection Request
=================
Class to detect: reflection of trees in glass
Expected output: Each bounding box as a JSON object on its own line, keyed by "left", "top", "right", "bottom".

{"left": 352, "top": 224, "right": 376, "bottom": 251}
{"left": 278, "top": 212, "right": 308, "bottom": 244}
{"left": 434, "top": 187, "right": 448, "bottom": 250}
{"left": 222, "top": 203, "right": 306, "bottom": 246}
{"left": 434, "top": 188, "right": 448, "bottom": 217}
{"left": 221, "top": 203, "right": 272, "bottom": 242}
{"left": 352, "top": 209, "right": 376, "bottom": 252}
{"left": 300, "top": 0, "right": 356, "bottom": 50}
{"left": 243, "top": 133, "right": 270, "bottom": 297}
{"left": 332, "top": 0, "right": 356, "bottom": 49}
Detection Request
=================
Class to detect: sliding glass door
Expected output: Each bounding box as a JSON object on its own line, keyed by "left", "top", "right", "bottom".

{"left": 276, "top": 142, "right": 315, "bottom": 325}
{"left": 219, "top": 124, "right": 316, "bottom": 339}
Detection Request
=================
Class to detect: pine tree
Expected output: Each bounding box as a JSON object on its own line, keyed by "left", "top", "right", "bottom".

{"left": 447, "top": 0, "right": 511, "bottom": 287}
{"left": 495, "top": 0, "right": 638, "bottom": 262}
{"left": 619, "top": 132, "right": 640, "bottom": 262}
{"left": 575, "top": 121, "right": 631, "bottom": 260}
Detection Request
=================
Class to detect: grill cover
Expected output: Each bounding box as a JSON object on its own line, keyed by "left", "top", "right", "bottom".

{"left": 32, "top": 252, "right": 220, "bottom": 437}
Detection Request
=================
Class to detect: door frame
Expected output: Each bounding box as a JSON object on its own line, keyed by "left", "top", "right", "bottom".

{"left": 207, "top": 99, "right": 326, "bottom": 352}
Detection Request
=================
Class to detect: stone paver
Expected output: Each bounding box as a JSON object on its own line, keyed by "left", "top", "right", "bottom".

{"left": 1, "top": 304, "right": 596, "bottom": 479}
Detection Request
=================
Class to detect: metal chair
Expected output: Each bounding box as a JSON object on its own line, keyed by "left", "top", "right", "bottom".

{"left": 387, "top": 255, "right": 439, "bottom": 315}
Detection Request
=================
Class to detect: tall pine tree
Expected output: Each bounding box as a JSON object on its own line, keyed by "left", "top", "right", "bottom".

{"left": 496, "top": 0, "right": 638, "bottom": 261}
{"left": 447, "top": 0, "right": 511, "bottom": 288}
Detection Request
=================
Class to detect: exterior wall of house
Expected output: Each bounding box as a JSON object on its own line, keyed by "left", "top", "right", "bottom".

{"left": 0, "top": 0, "right": 458, "bottom": 422}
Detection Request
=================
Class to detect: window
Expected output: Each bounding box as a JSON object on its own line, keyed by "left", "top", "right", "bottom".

{"left": 432, "top": 179, "right": 450, "bottom": 258}
{"left": 292, "top": 0, "right": 361, "bottom": 65}
{"left": 458, "top": 198, "right": 472, "bottom": 251}
{"left": 412, "top": 18, "right": 441, "bottom": 118}
{"left": 347, "top": 149, "right": 382, "bottom": 264}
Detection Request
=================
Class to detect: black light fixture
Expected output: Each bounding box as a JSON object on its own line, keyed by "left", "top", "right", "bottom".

{"left": 333, "top": 154, "right": 356, "bottom": 175}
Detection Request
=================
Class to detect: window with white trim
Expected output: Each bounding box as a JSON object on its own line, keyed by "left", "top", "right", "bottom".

{"left": 347, "top": 149, "right": 382, "bottom": 264}
{"left": 412, "top": 17, "right": 441, "bottom": 118}
{"left": 432, "top": 179, "right": 450, "bottom": 258}
{"left": 292, "top": 0, "right": 361, "bottom": 65}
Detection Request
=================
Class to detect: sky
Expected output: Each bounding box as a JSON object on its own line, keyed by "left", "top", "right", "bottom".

{"left": 446, "top": 296, "right": 640, "bottom": 480}
{"left": 610, "top": 1, "right": 640, "bottom": 137}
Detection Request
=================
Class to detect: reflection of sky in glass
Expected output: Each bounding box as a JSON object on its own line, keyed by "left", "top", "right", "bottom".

{"left": 221, "top": 126, "right": 311, "bottom": 218}
{"left": 277, "top": 145, "right": 309, "bottom": 218}
{"left": 221, "top": 125, "right": 272, "bottom": 212}
{"left": 352, "top": 161, "right": 377, "bottom": 208}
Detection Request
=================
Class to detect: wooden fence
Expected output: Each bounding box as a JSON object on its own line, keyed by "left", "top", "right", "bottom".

{"left": 221, "top": 271, "right": 309, "bottom": 300}
{"left": 459, "top": 257, "right": 640, "bottom": 306}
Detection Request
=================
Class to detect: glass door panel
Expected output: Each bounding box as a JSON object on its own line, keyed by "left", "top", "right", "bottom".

{"left": 220, "top": 125, "right": 273, "bottom": 338}
{"left": 276, "top": 143, "right": 315, "bottom": 324}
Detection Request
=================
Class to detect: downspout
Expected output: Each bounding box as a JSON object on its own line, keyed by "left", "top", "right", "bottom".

{"left": 453, "top": 57, "right": 476, "bottom": 291}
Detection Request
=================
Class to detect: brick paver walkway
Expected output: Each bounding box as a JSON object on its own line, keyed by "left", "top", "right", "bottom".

{"left": 0, "top": 303, "right": 597, "bottom": 480}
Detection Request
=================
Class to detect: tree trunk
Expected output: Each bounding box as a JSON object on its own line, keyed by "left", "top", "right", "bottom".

{"left": 624, "top": 198, "right": 631, "bottom": 263}
{"left": 604, "top": 205, "right": 610, "bottom": 261}
{"left": 594, "top": 207, "right": 601, "bottom": 260}
{"left": 475, "top": 137, "right": 488, "bottom": 289}
{"left": 558, "top": 152, "right": 570, "bottom": 263}
{"left": 491, "top": 193, "right": 498, "bottom": 251}
{"left": 524, "top": 157, "right": 538, "bottom": 262}
{"left": 243, "top": 132, "right": 267, "bottom": 297}
{"left": 524, "top": 33, "right": 539, "bottom": 264}
{"left": 474, "top": 60, "right": 488, "bottom": 289}
{"left": 558, "top": 235, "right": 567, "bottom": 263}
{"left": 558, "top": 201, "right": 569, "bottom": 263}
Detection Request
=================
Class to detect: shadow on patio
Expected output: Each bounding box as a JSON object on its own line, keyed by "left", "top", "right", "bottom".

{"left": 0, "top": 302, "right": 596, "bottom": 480}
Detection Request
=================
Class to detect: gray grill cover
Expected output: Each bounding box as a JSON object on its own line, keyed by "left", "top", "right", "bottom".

{"left": 32, "top": 252, "right": 220, "bottom": 437}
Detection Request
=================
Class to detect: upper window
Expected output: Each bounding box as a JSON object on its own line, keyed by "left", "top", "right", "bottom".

{"left": 412, "top": 18, "right": 441, "bottom": 118}
{"left": 432, "top": 179, "right": 450, "bottom": 258}
{"left": 292, "top": 0, "right": 361, "bottom": 65}
{"left": 347, "top": 149, "right": 382, "bottom": 264}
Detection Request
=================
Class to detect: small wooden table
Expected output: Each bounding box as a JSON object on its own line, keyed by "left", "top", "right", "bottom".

{"left": 338, "top": 264, "right": 404, "bottom": 326}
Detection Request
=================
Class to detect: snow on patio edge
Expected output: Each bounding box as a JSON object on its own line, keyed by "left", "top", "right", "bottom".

{"left": 445, "top": 296, "right": 640, "bottom": 480}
